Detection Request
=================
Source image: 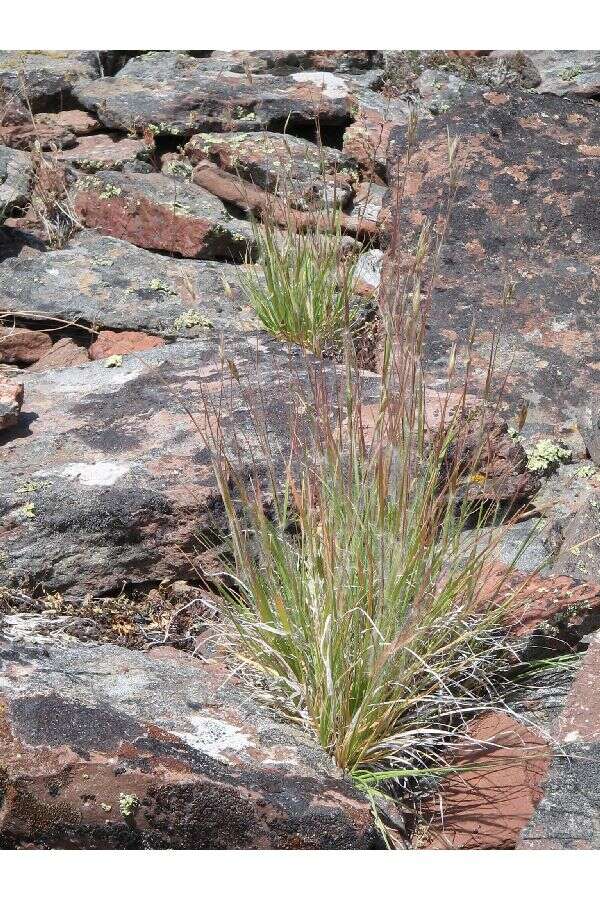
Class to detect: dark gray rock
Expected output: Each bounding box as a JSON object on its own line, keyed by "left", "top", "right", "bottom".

{"left": 384, "top": 90, "right": 600, "bottom": 431}
{"left": 551, "top": 498, "right": 600, "bottom": 583}
{"left": 0, "top": 232, "right": 257, "bottom": 338}
{"left": 0, "top": 332, "right": 381, "bottom": 598}
{"left": 73, "top": 52, "right": 355, "bottom": 138}
{"left": 0, "top": 51, "right": 101, "bottom": 111}
{"left": 0, "top": 622, "right": 382, "bottom": 849}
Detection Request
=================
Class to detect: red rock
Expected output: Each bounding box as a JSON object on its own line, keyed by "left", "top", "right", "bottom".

{"left": 29, "top": 337, "right": 89, "bottom": 371}
{"left": 36, "top": 109, "right": 100, "bottom": 136}
{"left": 418, "top": 712, "right": 550, "bottom": 849}
{"left": 0, "top": 380, "right": 23, "bottom": 430}
{"left": 0, "top": 326, "right": 52, "bottom": 364}
{"left": 481, "top": 564, "right": 600, "bottom": 640}
{"left": 73, "top": 171, "right": 254, "bottom": 259}
{"left": 89, "top": 330, "right": 166, "bottom": 361}
{"left": 60, "top": 133, "right": 150, "bottom": 172}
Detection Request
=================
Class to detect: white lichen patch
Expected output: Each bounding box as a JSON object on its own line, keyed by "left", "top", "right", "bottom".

{"left": 60, "top": 461, "right": 132, "bottom": 486}
{"left": 174, "top": 714, "right": 254, "bottom": 762}
{"left": 291, "top": 71, "right": 349, "bottom": 99}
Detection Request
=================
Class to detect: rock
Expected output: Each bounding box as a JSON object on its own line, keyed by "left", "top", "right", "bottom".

{"left": 447, "top": 410, "right": 539, "bottom": 505}
{"left": 0, "top": 233, "right": 256, "bottom": 339}
{"left": 0, "top": 146, "right": 33, "bottom": 221}
{"left": 72, "top": 170, "right": 254, "bottom": 260}
{"left": 519, "top": 631, "right": 600, "bottom": 848}
{"left": 0, "top": 326, "right": 52, "bottom": 365}
{"left": 0, "top": 380, "right": 23, "bottom": 430}
{"left": 29, "top": 337, "right": 90, "bottom": 371}
{"left": 343, "top": 88, "right": 414, "bottom": 176}
{"left": 204, "top": 50, "right": 383, "bottom": 76}
{"left": 185, "top": 131, "right": 356, "bottom": 209}
{"left": 0, "top": 625, "right": 381, "bottom": 849}
{"left": 73, "top": 52, "right": 355, "bottom": 138}
{"left": 415, "top": 68, "right": 481, "bottom": 113}
{"left": 0, "top": 51, "right": 101, "bottom": 112}
{"left": 418, "top": 711, "right": 551, "bottom": 849}
{"left": 0, "top": 121, "right": 77, "bottom": 152}
{"left": 522, "top": 50, "right": 600, "bottom": 98}
{"left": 354, "top": 249, "right": 383, "bottom": 296}
{"left": 0, "top": 332, "right": 381, "bottom": 598}
{"left": 501, "top": 569, "right": 600, "bottom": 643}
{"left": 551, "top": 498, "right": 600, "bottom": 583}
{"left": 89, "top": 330, "right": 166, "bottom": 361}
{"left": 60, "top": 133, "right": 152, "bottom": 172}
{"left": 36, "top": 109, "right": 100, "bottom": 136}
{"left": 384, "top": 91, "right": 600, "bottom": 430}
{"left": 347, "top": 180, "right": 387, "bottom": 228}
{"left": 577, "top": 406, "right": 600, "bottom": 466}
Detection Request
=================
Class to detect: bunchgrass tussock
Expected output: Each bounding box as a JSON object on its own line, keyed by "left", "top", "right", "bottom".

{"left": 198, "top": 114, "right": 538, "bottom": 808}
{"left": 240, "top": 212, "right": 357, "bottom": 355}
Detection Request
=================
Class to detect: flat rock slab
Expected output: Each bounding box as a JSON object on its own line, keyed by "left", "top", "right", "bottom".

{"left": 0, "top": 623, "right": 381, "bottom": 849}
{"left": 384, "top": 90, "right": 600, "bottom": 429}
{"left": 60, "top": 133, "right": 152, "bottom": 172}
{"left": 72, "top": 171, "right": 254, "bottom": 259}
{"left": 0, "top": 146, "right": 33, "bottom": 222}
{"left": 73, "top": 52, "right": 355, "bottom": 137}
{"left": 185, "top": 131, "right": 356, "bottom": 209}
{"left": 0, "top": 233, "right": 257, "bottom": 338}
{"left": 519, "top": 631, "right": 600, "bottom": 848}
{"left": 0, "top": 333, "right": 380, "bottom": 598}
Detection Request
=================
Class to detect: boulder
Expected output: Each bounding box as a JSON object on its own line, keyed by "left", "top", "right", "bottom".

{"left": 203, "top": 50, "right": 382, "bottom": 76}
{"left": 72, "top": 171, "right": 255, "bottom": 260}
{"left": 0, "top": 332, "right": 381, "bottom": 598}
{"left": 384, "top": 90, "right": 600, "bottom": 430}
{"left": 521, "top": 50, "right": 600, "bottom": 98}
{"left": 0, "top": 232, "right": 257, "bottom": 338}
{"left": 0, "top": 622, "right": 381, "bottom": 849}
{"left": 185, "top": 131, "right": 356, "bottom": 209}
{"left": 0, "top": 326, "right": 52, "bottom": 365}
{"left": 519, "top": 630, "right": 600, "bottom": 848}
{"left": 0, "top": 380, "right": 23, "bottom": 430}
{"left": 0, "top": 51, "right": 101, "bottom": 112}
{"left": 73, "top": 52, "right": 355, "bottom": 137}
{"left": 0, "top": 146, "right": 33, "bottom": 221}
{"left": 60, "top": 133, "right": 152, "bottom": 172}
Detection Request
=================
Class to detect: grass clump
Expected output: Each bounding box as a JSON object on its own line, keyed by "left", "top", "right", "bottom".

{"left": 240, "top": 214, "right": 357, "bottom": 356}
{"left": 198, "top": 117, "right": 535, "bottom": 816}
